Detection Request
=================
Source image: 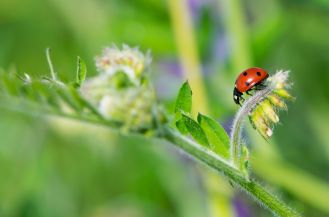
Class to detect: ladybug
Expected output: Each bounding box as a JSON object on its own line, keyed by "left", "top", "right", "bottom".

{"left": 233, "top": 67, "right": 269, "bottom": 105}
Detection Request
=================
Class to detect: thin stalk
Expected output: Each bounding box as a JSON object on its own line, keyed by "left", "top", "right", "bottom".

{"left": 46, "top": 48, "right": 57, "bottom": 80}
{"left": 163, "top": 126, "right": 300, "bottom": 217}
{"left": 230, "top": 87, "right": 272, "bottom": 168}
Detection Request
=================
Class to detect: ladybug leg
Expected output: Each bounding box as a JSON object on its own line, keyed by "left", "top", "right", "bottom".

{"left": 240, "top": 96, "right": 245, "bottom": 104}
{"left": 246, "top": 90, "right": 252, "bottom": 95}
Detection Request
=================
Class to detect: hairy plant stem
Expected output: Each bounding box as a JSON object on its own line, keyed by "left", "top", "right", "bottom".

{"left": 162, "top": 126, "right": 300, "bottom": 217}
{"left": 230, "top": 87, "right": 272, "bottom": 168}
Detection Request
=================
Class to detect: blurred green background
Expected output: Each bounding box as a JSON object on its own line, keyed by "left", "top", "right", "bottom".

{"left": 1, "top": 0, "right": 329, "bottom": 216}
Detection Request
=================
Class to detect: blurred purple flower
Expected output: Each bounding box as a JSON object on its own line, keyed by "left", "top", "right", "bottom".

{"left": 213, "top": 33, "right": 230, "bottom": 63}
{"left": 188, "top": 0, "right": 202, "bottom": 18}
{"left": 155, "top": 60, "right": 184, "bottom": 99}
{"left": 158, "top": 60, "right": 184, "bottom": 77}
{"left": 187, "top": 0, "right": 213, "bottom": 19}
{"left": 233, "top": 195, "right": 253, "bottom": 217}
{"left": 221, "top": 117, "right": 233, "bottom": 135}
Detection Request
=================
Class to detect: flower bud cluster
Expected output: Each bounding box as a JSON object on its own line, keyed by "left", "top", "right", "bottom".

{"left": 95, "top": 44, "right": 151, "bottom": 84}
{"left": 249, "top": 71, "right": 294, "bottom": 139}
{"left": 81, "top": 45, "right": 155, "bottom": 131}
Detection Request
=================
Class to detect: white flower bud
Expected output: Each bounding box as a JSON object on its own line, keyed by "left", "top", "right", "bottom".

{"left": 95, "top": 45, "right": 151, "bottom": 85}
{"left": 81, "top": 45, "right": 156, "bottom": 132}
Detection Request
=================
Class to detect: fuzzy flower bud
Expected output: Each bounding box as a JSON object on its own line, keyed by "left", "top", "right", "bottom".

{"left": 248, "top": 70, "right": 294, "bottom": 140}
{"left": 258, "top": 100, "right": 279, "bottom": 123}
{"left": 95, "top": 44, "right": 151, "bottom": 85}
{"left": 267, "top": 95, "right": 287, "bottom": 109}
{"left": 98, "top": 87, "right": 156, "bottom": 131}
{"left": 81, "top": 45, "right": 156, "bottom": 132}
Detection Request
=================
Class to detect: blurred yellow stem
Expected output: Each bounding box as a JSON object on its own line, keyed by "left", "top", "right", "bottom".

{"left": 167, "top": 0, "right": 209, "bottom": 114}
{"left": 221, "top": 0, "right": 252, "bottom": 72}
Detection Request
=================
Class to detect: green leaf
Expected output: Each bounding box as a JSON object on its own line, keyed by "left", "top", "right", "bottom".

{"left": 175, "top": 118, "right": 188, "bottom": 135}
{"left": 240, "top": 145, "right": 250, "bottom": 180}
{"left": 76, "top": 56, "right": 87, "bottom": 87}
{"left": 182, "top": 113, "right": 209, "bottom": 147}
{"left": 175, "top": 81, "right": 192, "bottom": 113}
{"left": 197, "top": 113, "right": 230, "bottom": 158}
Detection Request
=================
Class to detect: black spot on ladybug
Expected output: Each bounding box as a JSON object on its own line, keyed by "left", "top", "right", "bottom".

{"left": 243, "top": 72, "right": 248, "bottom": 76}
{"left": 245, "top": 81, "right": 250, "bottom": 86}
{"left": 256, "top": 71, "right": 261, "bottom": 76}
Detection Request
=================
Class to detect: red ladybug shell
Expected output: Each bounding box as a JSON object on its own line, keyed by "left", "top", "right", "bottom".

{"left": 235, "top": 67, "right": 269, "bottom": 93}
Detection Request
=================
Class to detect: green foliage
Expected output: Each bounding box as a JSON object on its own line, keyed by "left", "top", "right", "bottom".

{"left": 174, "top": 82, "right": 230, "bottom": 159}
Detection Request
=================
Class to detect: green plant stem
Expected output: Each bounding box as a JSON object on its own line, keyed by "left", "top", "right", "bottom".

{"left": 230, "top": 87, "right": 273, "bottom": 168}
{"left": 230, "top": 109, "right": 244, "bottom": 168}
{"left": 253, "top": 154, "right": 329, "bottom": 214}
{"left": 163, "top": 126, "right": 300, "bottom": 217}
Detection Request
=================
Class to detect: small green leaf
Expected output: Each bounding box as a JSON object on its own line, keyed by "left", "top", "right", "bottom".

{"left": 182, "top": 113, "right": 209, "bottom": 147}
{"left": 197, "top": 113, "right": 230, "bottom": 158}
{"left": 76, "top": 57, "right": 87, "bottom": 87}
{"left": 240, "top": 145, "right": 250, "bottom": 180}
{"left": 175, "top": 81, "right": 192, "bottom": 113}
{"left": 175, "top": 118, "right": 188, "bottom": 135}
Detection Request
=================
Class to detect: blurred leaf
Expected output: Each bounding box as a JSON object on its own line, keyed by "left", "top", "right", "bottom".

{"left": 175, "top": 81, "right": 192, "bottom": 113}
{"left": 182, "top": 113, "right": 209, "bottom": 147}
{"left": 0, "top": 71, "right": 19, "bottom": 96}
{"left": 68, "top": 86, "right": 104, "bottom": 119}
{"left": 56, "top": 87, "right": 82, "bottom": 112}
{"left": 75, "top": 57, "right": 87, "bottom": 87}
{"left": 197, "top": 113, "right": 230, "bottom": 158}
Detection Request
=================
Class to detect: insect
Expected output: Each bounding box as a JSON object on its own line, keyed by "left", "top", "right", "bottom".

{"left": 233, "top": 67, "right": 269, "bottom": 105}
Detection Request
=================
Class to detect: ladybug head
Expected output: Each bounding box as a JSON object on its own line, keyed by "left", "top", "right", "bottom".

{"left": 233, "top": 87, "right": 243, "bottom": 105}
